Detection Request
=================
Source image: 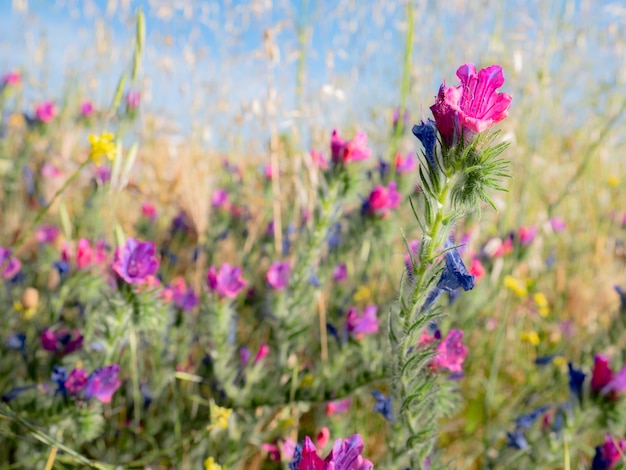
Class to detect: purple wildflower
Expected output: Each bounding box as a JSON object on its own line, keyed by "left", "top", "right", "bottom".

{"left": 84, "top": 364, "right": 121, "bottom": 403}
{"left": 206, "top": 263, "right": 247, "bottom": 298}
{"left": 346, "top": 305, "right": 379, "bottom": 338}
{"left": 65, "top": 368, "right": 89, "bottom": 395}
{"left": 112, "top": 238, "right": 159, "bottom": 284}
{"left": 266, "top": 261, "right": 291, "bottom": 290}
{"left": 0, "top": 247, "right": 21, "bottom": 279}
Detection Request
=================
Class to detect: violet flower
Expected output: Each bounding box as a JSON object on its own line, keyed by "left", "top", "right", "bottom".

{"left": 0, "top": 247, "right": 21, "bottom": 279}
{"left": 346, "top": 305, "right": 379, "bottom": 338}
{"left": 206, "top": 263, "right": 247, "bottom": 298}
{"left": 432, "top": 329, "right": 468, "bottom": 373}
{"left": 112, "top": 238, "right": 159, "bottom": 284}
{"left": 266, "top": 261, "right": 291, "bottom": 290}
{"left": 84, "top": 364, "right": 121, "bottom": 403}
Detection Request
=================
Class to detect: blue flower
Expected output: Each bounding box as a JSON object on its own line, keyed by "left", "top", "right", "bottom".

{"left": 53, "top": 260, "right": 70, "bottom": 277}
{"left": 51, "top": 365, "right": 67, "bottom": 396}
{"left": 535, "top": 355, "right": 557, "bottom": 366}
{"left": 288, "top": 443, "right": 302, "bottom": 470}
{"left": 515, "top": 405, "right": 550, "bottom": 429}
{"left": 412, "top": 119, "right": 438, "bottom": 168}
{"left": 506, "top": 430, "right": 529, "bottom": 450}
{"left": 6, "top": 333, "right": 26, "bottom": 351}
{"left": 567, "top": 362, "right": 585, "bottom": 401}
{"left": 436, "top": 245, "right": 475, "bottom": 292}
{"left": 371, "top": 390, "right": 393, "bottom": 421}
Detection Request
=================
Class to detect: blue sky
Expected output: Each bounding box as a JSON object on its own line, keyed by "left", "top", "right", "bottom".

{"left": 0, "top": 0, "right": 624, "bottom": 150}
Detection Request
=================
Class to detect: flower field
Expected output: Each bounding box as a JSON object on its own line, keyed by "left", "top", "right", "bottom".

{"left": 1, "top": 1, "right": 626, "bottom": 469}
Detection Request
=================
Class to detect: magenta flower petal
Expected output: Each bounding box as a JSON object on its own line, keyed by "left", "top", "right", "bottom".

{"left": 266, "top": 261, "right": 291, "bottom": 290}
{"left": 207, "top": 263, "right": 247, "bottom": 298}
{"left": 430, "top": 63, "right": 512, "bottom": 145}
{"left": 591, "top": 355, "right": 613, "bottom": 393}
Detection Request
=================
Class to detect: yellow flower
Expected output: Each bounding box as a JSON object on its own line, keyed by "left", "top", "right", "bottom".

{"left": 520, "top": 331, "right": 540, "bottom": 345}
{"left": 553, "top": 356, "right": 567, "bottom": 367}
{"left": 608, "top": 175, "right": 620, "bottom": 187}
{"left": 204, "top": 457, "right": 223, "bottom": 470}
{"left": 209, "top": 404, "right": 232, "bottom": 431}
{"left": 300, "top": 374, "right": 315, "bottom": 388}
{"left": 88, "top": 132, "right": 116, "bottom": 165}
{"left": 353, "top": 285, "right": 372, "bottom": 304}
{"left": 13, "top": 300, "right": 36, "bottom": 320}
{"left": 503, "top": 275, "right": 527, "bottom": 298}
{"left": 533, "top": 292, "right": 550, "bottom": 317}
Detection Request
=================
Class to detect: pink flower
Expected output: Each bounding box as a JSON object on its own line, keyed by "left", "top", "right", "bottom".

{"left": 2, "top": 71, "right": 20, "bottom": 87}
{"left": 332, "top": 263, "right": 348, "bottom": 282}
{"left": 316, "top": 427, "right": 330, "bottom": 449}
{"left": 430, "top": 63, "right": 512, "bottom": 145}
{"left": 519, "top": 226, "right": 537, "bottom": 246}
{"left": 550, "top": 217, "right": 567, "bottom": 233}
{"left": 310, "top": 150, "right": 328, "bottom": 169}
{"left": 41, "top": 163, "right": 61, "bottom": 179}
{"left": 394, "top": 152, "right": 416, "bottom": 174}
{"left": 211, "top": 189, "right": 229, "bottom": 209}
{"left": 254, "top": 342, "right": 270, "bottom": 363}
{"left": 76, "top": 239, "right": 93, "bottom": 269}
{"left": 346, "top": 305, "right": 379, "bottom": 338}
{"left": 266, "top": 261, "right": 291, "bottom": 290}
{"left": 36, "top": 225, "right": 59, "bottom": 244}
{"left": 364, "top": 181, "right": 401, "bottom": 218}
{"left": 294, "top": 434, "right": 373, "bottom": 470}
{"left": 326, "top": 397, "right": 352, "bottom": 416}
{"left": 125, "top": 90, "right": 141, "bottom": 109}
{"left": 330, "top": 130, "right": 371, "bottom": 164}
{"left": 35, "top": 101, "right": 56, "bottom": 123}
{"left": 65, "top": 368, "right": 88, "bottom": 394}
{"left": 591, "top": 355, "right": 613, "bottom": 394}
{"left": 432, "top": 329, "right": 468, "bottom": 373}
{"left": 469, "top": 258, "right": 485, "bottom": 279}
{"left": 141, "top": 202, "right": 157, "bottom": 220}
{"left": 80, "top": 100, "right": 94, "bottom": 118}
{"left": 206, "top": 263, "right": 247, "bottom": 298}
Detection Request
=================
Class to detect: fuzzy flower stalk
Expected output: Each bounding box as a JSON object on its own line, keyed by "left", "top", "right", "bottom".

{"left": 388, "top": 63, "right": 511, "bottom": 467}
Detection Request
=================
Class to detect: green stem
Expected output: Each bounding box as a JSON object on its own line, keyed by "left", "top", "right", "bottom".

{"left": 388, "top": 0, "right": 414, "bottom": 182}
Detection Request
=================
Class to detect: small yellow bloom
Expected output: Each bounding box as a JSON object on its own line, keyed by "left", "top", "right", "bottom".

{"left": 353, "top": 285, "right": 372, "bottom": 304}
{"left": 300, "top": 374, "right": 315, "bottom": 388}
{"left": 533, "top": 292, "right": 550, "bottom": 317}
{"left": 88, "top": 131, "right": 116, "bottom": 165}
{"left": 608, "top": 175, "right": 620, "bottom": 187}
{"left": 503, "top": 275, "right": 527, "bottom": 298}
{"left": 13, "top": 300, "right": 36, "bottom": 320}
{"left": 553, "top": 356, "right": 567, "bottom": 367}
{"left": 209, "top": 404, "right": 232, "bottom": 431}
{"left": 204, "top": 457, "right": 223, "bottom": 470}
{"left": 520, "top": 331, "right": 540, "bottom": 345}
